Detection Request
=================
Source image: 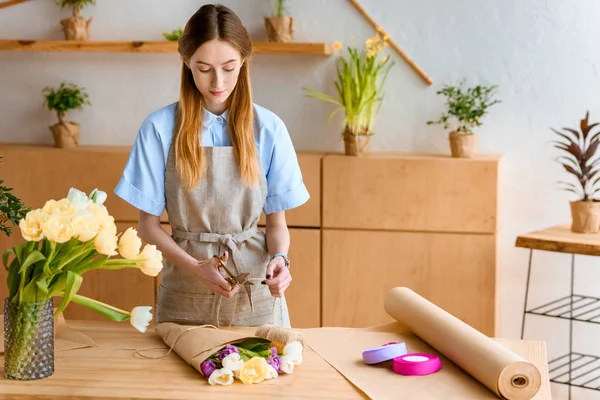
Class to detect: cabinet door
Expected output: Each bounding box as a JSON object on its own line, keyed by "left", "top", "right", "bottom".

{"left": 322, "top": 229, "right": 496, "bottom": 336}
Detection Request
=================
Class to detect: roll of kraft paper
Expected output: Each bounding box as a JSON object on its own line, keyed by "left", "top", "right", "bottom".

{"left": 384, "top": 287, "right": 541, "bottom": 400}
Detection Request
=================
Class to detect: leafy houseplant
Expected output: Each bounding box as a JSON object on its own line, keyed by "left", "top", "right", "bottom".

{"left": 303, "top": 34, "right": 394, "bottom": 156}
{"left": 265, "top": 0, "right": 294, "bottom": 43}
{"left": 56, "top": 0, "right": 95, "bottom": 41}
{"left": 3, "top": 187, "right": 163, "bottom": 380}
{"left": 0, "top": 156, "right": 29, "bottom": 237}
{"left": 43, "top": 82, "right": 91, "bottom": 149}
{"left": 427, "top": 80, "right": 500, "bottom": 158}
{"left": 163, "top": 28, "right": 183, "bottom": 42}
{"left": 553, "top": 111, "right": 600, "bottom": 233}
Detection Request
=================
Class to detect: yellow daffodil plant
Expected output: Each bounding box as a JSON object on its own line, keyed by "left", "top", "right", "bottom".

{"left": 3, "top": 187, "right": 163, "bottom": 332}
{"left": 303, "top": 32, "right": 395, "bottom": 144}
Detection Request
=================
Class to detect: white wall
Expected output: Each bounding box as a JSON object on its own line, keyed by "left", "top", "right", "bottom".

{"left": 2, "top": 1, "right": 600, "bottom": 398}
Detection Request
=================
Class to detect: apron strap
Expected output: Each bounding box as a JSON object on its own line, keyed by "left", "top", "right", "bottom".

{"left": 170, "top": 226, "right": 259, "bottom": 327}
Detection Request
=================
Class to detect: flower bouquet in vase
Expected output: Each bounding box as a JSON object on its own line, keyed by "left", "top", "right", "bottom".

{"left": 154, "top": 322, "right": 304, "bottom": 386}
{"left": 303, "top": 33, "right": 394, "bottom": 156}
{"left": 3, "top": 187, "right": 163, "bottom": 380}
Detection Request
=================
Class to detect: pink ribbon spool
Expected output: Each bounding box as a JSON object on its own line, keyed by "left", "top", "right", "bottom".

{"left": 393, "top": 353, "right": 442, "bottom": 376}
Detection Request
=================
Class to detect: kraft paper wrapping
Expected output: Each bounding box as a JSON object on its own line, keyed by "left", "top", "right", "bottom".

{"left": 384, "top": 287, "right": 541, "bottom": 399}
{"left": 300, "top": 287, "right": 547, "bottom": 400}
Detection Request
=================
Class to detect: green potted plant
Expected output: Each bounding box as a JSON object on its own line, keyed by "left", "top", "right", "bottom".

{"left": 42, "top": 81, "right": 91, "bottom": 149}
{"left": 56, "top": 0, "right": 95, "bottom": 41}
{"left": 163, "top": 28, "right": 183, "bottom": 42}
{"left": 265, "top": 0, "right": 294, "bottom": 43}
{"left": 553, "top": 111, "right": 600, "bottom": 233}
{"left": 0, "top": 156, "right": 29, "bottom": 237}
{"left": 302, "top": 35, "right": 394, "bottom": 156}
{"left": 427, "top": 80, "right": 500, "bottom": 158}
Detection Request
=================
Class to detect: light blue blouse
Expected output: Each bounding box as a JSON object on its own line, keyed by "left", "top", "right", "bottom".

{"left": 114, "top": 102, "right": 310, "bottom": 217}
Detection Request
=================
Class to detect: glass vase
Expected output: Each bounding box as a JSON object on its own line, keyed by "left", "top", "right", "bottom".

{"left": 3, "top": 298, "right": 54, "bottom": 380}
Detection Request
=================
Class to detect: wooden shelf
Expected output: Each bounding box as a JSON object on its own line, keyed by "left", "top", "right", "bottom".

{"left": 0, "top": 39, "right": 333, "bottom": 55}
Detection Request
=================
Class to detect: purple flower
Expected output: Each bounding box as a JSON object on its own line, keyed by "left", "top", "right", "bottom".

{"left": 216, "top": 344, "right": 239, "bottom": 361}
{"left": 200, "top": 360, "right": 216, "bottom": 377}
{"left": 267, "top": 347, "right": 281, "bottom": 372}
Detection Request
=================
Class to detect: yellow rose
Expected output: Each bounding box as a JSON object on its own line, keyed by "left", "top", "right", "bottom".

{"left": 72, "top": 213, "right": 101, "bottom": 242}
{"left": 94, "top": 230, "right": 118, "bottom": 256}
{"left": 42, "top": 213, "right": 73, "bottom": 243}
{"left": 118, "top": 227, "right": 142, "bottom": 259}
{"left": 138, "top": 244, "right": 163, "bottom": 276}
{"left": 19, "top": 209, "right": 47, "bottom": 242}
{"left": 238, "top": 356, "right": 269, "bottom": 385}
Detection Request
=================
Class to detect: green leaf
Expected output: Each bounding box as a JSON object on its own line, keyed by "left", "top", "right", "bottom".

{"left": 54, "top": 270, "right": 83, "bottom": 316}
{"left": 36, "top": 277, "right": 49, "bottom": 295}
{"left": 18, "top": 250, "right": 46, "bottom": 274}
{"left": 67, "top": 294, "right": 130, "bottom": 322}
{"left": 3, "top": 248, "right": 13, "bottom": 270}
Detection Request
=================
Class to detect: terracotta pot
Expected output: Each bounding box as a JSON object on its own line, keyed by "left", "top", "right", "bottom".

{"left": 449, "top": 131, "right": 477, "bottom": 158}
{"left": 61, "top": 17, "right": 92, "bottom": 41}
{"left": 264, "top": 17, "right": 295, "bottom": 43}
{"left": 570, "top": 200, "right": 600, "bottom": 233}
{"left": 343, "top": 128, "right": 371, "bottom": 156}
{"left": 49, "top": 122, "right": 80, "bottom": 149}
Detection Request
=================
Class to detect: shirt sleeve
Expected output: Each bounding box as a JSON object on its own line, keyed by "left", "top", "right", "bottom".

{"left": 114, "top": 118, "right": 167, "bottom": 217}
{"left": 263, "top": 118, "right": 310, "bottom": 215}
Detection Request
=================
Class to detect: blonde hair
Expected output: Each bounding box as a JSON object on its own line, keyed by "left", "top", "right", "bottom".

{"left": 175, "top": 4, "right": 259, "bottom": 190}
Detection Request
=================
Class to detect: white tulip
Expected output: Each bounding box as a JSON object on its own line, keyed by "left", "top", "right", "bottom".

{"left": 266, "top": 365, "right": 278, "bottom": 379}
{"left": 222, "top": 353, "right": 244, "bottom": 372}
{"left": 283, "top": 341, "right": 303, "bottom": 365}
{"left": 208, "top": 368, "right": 234, "bottom": 386}
{"left": 90, "top": 188, "right": 107, "bottom": 205}
{"left": 138, "top": 244, "right": 163, "bottom": 277}
{"left": 130, "top": 306, "right": 152, "bottom": 333}
{"left": 67, "top": 188, "right": 89, "bottom": 210}
{"left": 94, "top": 230, "right": 118, "bottom": 256}
{"left": 279, "top": 355, "right": 295, "bottom": 374}
{"left": 118, "top": 227, "right": 142, "bottom": 259}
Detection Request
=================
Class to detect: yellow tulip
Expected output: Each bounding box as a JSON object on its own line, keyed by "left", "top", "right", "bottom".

{"left": 238, "top": 356, "right": 269, "bottom": 385}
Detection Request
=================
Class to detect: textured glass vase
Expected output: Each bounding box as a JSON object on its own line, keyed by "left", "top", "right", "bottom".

{"left": 3, "top": 298, "right": 54, "bottom": 380}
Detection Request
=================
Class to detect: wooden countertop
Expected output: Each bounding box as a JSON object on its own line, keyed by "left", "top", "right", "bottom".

{"left": 0, "top": 321, "right": 550, "bottom": 399}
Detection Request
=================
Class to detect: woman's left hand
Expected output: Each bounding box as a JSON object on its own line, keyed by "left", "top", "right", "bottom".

{"left": 262, "top": 256, "right": 292, "bottom": 298}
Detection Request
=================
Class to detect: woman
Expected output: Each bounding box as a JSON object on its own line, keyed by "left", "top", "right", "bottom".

{"left": 114, "top": 4, "right": 308, "bottom": 328}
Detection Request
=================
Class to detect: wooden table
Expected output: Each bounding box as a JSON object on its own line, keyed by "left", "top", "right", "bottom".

{"left": 516, "top": 224, "right": 600, "bottom": 399}
{"left": 0, "top": 320, "right": 551, "bottom": 399}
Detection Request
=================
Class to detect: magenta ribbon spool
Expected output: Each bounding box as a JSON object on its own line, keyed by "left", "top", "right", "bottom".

{"left": 392, "top": 353, "right": 442, "bottom": 376}
{"left": 362, "top": 342, "right": 408, "bottom": 364}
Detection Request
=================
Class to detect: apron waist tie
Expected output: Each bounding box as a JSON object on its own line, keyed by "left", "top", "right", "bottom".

{"left": 171, "top": 226, "right": 259, "bottom": 327}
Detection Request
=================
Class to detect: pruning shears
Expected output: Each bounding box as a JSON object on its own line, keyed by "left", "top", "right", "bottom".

{"left": 213, "top": 255, "right": 254, "bottom": 312}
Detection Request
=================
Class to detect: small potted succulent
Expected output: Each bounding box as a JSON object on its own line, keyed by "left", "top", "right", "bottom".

{"left": 42, "top": 81, "right": 91, "bottom": 149}
{"left": 265, "top": 0, "right": 294, "bottom": 43}
{"left": 56, "top": 0, "right": 95, "bottom": 41}
{"left": 553, "top": 111, "right": 600, "bottom": 233}
{"left": 0, "top": 156, "right": 29, "bottom": 237}
{"left": 427, "top": 80, "right": 500, "bottom": 158}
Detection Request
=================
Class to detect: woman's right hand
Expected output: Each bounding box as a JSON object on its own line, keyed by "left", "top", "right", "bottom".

{"left": 188, "top": 251, "right": 239, "bottom": 299}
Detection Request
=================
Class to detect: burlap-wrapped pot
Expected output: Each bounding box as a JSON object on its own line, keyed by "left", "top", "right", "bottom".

{"left": 61, "top": 17, "right": 92, "bottom": 41}
{"left": 449, "top": 131, "right": 477, "bottom": 158}
{"left": 570, "top": 200, "right": 600, "bottom": 233}
{"left": 264, "top": 17, "right": 294, "bottom": 43}
{"left": 343, "top": 127, "right": 371, "bottom": 156}
{"left": 49, "top": 122, "right": 80, "bottom": 149}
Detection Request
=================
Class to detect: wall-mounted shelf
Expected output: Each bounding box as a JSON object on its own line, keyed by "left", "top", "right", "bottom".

{"left": 0, "top": 39, "right": 333, "bottom": 55}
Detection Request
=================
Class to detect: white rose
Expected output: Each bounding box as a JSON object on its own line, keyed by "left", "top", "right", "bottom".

{"left": 138, "top": 244, "right": 163, "bottom": 276}
{"left": 222, "top": 353, "right": 244, "bottom": 372}
{"left": 89, "top": 188, "right": 107, "bottom": 205}
{"left": 283, "top": 341, "right": 303, "bottom": 365}
{"left": 94, "top": 230, "right": 118, "bottom": 256}
{"left": 208, "top": 368, "right": 234, "bottom": 386}
{"left": 67, "top": 188, "right": 89, "bottom": 210}
{"left": 118, "top": 227, "right": 142, "bottom": 259}
{"left": 42, "top": 213, "right": 73, "bottom": 243}
{"left": 266, "top": 365, "right": 278, "bottom": 379}
{"left": 279, "top": 355, "right": 295, "bottom": 374}
{"left": 130, "top": 306, "right": 152, "bottom": 333}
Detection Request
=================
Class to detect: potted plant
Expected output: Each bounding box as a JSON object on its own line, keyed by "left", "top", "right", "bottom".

{"left": 265, "top": 0, "right": 294, "bottom": 43}
{"left": 163, "top": 28, "right": 183, "bottom": 42}
{"left": 42, "top": 81, "right": 91, "bottom": 149}
{"left": 302, "top": 35, "right": 394, "bottom": 156}
{"left": 56, "top": 0, "right": 95, "bottom": 41}
{"left": 427, "top": 80, "right": 500, "bottom": 158}
{"left": 553, "top": 111, "right": 600, "bottom": 233}
{"left": 0, "top": 156, "right": 29, "bottom": 237}
{"left": 3, "top": 187, "right": 163, "bottom": 380}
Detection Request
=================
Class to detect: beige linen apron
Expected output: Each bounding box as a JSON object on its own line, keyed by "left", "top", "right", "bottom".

{"left": 156, "top": 140, "right": 291, "bottom": 328}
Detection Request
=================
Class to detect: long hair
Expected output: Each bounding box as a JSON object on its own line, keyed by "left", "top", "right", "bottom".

{"left": 175, "top": 4, "right": 258, "bottom": 189}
